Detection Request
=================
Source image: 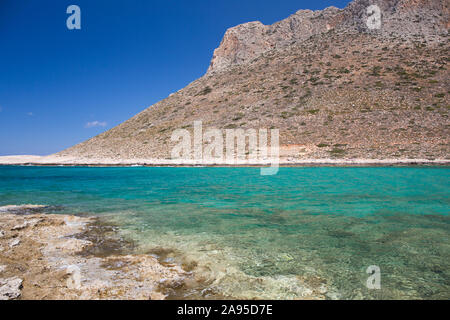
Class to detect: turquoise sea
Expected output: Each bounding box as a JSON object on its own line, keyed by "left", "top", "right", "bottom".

{"left": 0, "top": 166, "right": 449, "bottom": 299}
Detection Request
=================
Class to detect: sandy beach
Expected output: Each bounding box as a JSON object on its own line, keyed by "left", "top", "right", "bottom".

{"left": 0, "top": 155, "right": 449, "bottom": 167}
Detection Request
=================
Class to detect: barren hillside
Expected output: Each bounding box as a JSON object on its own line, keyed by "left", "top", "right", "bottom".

{"left": 57, "top": 0, "right": 449, "bottom": 161}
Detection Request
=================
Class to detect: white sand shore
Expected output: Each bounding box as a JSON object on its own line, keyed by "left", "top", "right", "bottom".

{"left": 0, "top": 155, "right": 449, "bottom": 166}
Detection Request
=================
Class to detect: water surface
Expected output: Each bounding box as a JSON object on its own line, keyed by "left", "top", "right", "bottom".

{"left": 0, "top": 166, "right": 448, "bottom": 299}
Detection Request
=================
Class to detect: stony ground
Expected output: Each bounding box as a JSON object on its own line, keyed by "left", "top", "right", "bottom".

{"left": 0, "top": 205, "right": 187, "bottom": 300}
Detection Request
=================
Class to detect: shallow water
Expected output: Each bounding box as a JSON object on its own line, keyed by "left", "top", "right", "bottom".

{"left": 0, "top": 166, "right": 449, "bottom": 299}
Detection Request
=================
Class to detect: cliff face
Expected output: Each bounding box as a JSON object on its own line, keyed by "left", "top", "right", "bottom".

{"left": 207, "top": 0, "right": 449, "bottom": 73}
{"left": 57, "top": 0, "right": 449, "bottom": 161}
{"left": 207, "top": 7, "right": 342, "bottom": 73}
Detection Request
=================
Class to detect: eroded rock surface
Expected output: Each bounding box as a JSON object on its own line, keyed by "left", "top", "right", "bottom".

{"left": 0, "top": 277, "right": 23, "bottom": 300}
{"left": 0, "top": 205, "right": 187, "bottom": 300}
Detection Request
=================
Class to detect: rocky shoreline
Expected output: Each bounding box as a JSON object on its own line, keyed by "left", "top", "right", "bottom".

{"left": 0, "top": 205, "right": 331, "bottom": 300}
{"left": 0, "top": 205, "right": 188, "bottom": 300}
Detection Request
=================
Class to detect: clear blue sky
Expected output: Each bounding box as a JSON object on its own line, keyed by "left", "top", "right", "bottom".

{"left": 0, "top": 0, "right": 351, "bottom": 155}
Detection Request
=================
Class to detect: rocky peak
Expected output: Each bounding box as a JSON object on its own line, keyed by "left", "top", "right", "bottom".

{"left": 207, "top": 7, "right": 342, "bottom": 74}
{"left": 207, "top": 0, "right": 449, "bottom": 74}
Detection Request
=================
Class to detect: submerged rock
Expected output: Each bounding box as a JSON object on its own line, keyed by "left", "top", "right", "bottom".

{"left": 0, "top": 205, "right": 50, "bottom": 215}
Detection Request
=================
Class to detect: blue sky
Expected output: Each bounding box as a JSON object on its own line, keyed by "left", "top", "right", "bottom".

{"left": 0, "top": 0, "right": 351, "bottom": 155}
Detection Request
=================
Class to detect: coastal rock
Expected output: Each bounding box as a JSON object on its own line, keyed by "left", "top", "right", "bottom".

{"left": 0, "top": 277, "right": 23, "bottom": 300}
{"left": 0, "top": 210, "right": 189, "bottom": 300}
{"left": 11, "top": 219, "right": 42, "bottom": 231}
{"left": 0, "top": 205, "right": 17, "bottom": 212}
{"left": 53, "top": 238, "right": 92, "bottom": 253}
{"left": 9, "top": 239, "right": 20, "bottom": 248}
{"left": 11, "top": 224, "right": 27, "bottom": 231}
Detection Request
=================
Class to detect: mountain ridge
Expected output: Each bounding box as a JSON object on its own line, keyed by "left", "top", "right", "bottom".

{"left": 207, "top": 0, "right": 448, "bottom": 73}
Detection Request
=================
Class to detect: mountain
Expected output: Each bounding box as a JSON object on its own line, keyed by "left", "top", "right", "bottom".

{"left": 57, "top": 0, "right": 449, "bottom": 162}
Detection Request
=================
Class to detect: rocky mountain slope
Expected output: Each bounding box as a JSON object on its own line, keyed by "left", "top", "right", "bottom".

{"left": 58, "top": 0, "right": 449, "bottom": 161}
